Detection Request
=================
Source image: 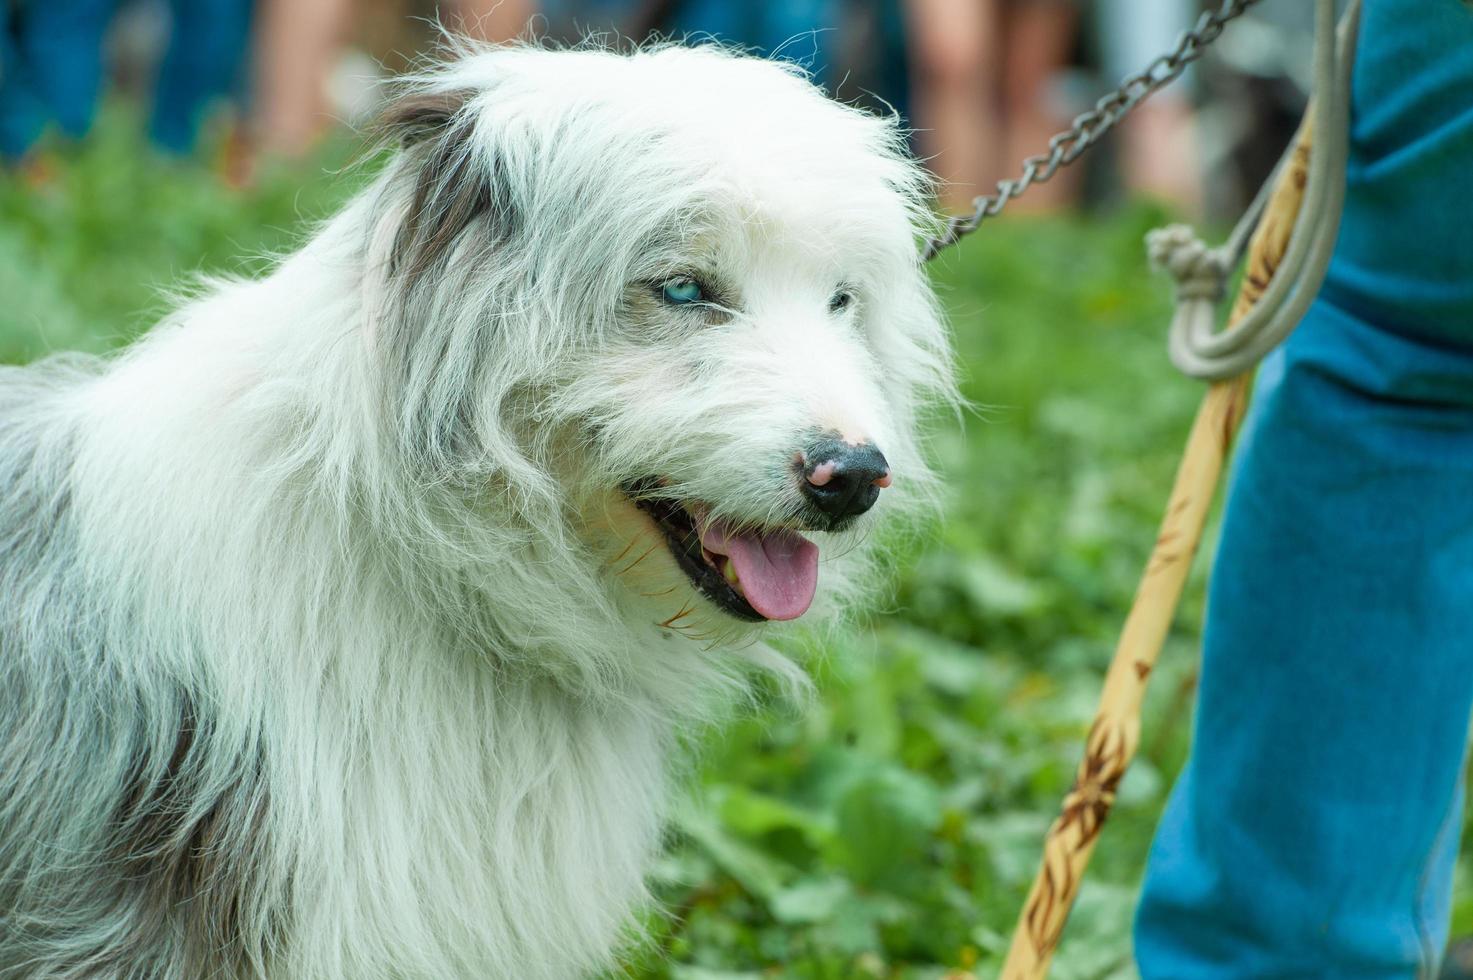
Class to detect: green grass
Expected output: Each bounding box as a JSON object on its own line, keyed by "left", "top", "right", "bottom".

{"left": 8, "top": 114, "right": 1457, "bottom": 979}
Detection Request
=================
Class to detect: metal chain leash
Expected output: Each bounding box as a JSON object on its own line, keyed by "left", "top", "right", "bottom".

{"left": 921, "top": 0, "right": 1266, "bottom": 261}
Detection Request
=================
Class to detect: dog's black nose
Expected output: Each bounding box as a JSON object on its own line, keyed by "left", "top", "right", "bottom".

{"left": 800, "top": 440, "right": 891, "bottom": 521}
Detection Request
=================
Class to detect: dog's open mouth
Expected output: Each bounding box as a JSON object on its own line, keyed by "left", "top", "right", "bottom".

{"left": 623, "top": 480, "right": 819, "bottom": 622}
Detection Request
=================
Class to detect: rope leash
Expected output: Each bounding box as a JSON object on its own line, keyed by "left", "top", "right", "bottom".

{"left": 921, "top": 0, "right": 1361, "bottom": 974}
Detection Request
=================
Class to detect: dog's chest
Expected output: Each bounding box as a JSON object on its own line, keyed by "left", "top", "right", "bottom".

{"left": 275, "top": 676, "right": 672, "bottom": 978}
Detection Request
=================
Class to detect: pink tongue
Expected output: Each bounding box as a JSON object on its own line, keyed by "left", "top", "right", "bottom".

{"left": 699, "top": 519, "right": 819, "bottom": 621}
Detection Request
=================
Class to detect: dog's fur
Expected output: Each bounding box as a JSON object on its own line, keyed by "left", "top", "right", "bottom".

{"left": 0, "top": 41, "right": 953, "bottom": 979}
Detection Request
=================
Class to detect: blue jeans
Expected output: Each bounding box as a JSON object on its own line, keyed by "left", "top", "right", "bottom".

{"left": 0, "top": 0, "right": 251, "bottom": 159}
{"left": 1134, "top": 1, "right": 1473, "bottom": 977}
{"left": 0, "top": 0, "right": 115, "bottom": 157}
{"left": 149, "top": 0, "right": 255, "bottom": 154}
{"left": 541, "top": 0, "right": 844, "bottom": 87}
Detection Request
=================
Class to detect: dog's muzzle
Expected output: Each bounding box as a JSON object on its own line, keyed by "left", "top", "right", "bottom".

{"left": 623, "top": 480, "right": 821, "bottom": 622}
{"left": 620, "top": 438, "right": 891, "bottom": 623}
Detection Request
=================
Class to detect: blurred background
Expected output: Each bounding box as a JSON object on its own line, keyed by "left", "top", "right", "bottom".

{"left": 0, "top": 0, "right": 1325, "bottom": 210}
{"left": 7, "top": 2, "right": 1464, "bottom": 979}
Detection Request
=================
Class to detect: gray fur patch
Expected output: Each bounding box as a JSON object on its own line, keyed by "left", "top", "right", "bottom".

{"left": 0, "top": 363, "right": 272, "bottom": 978}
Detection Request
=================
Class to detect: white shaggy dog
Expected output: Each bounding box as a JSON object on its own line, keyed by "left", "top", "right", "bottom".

{"left": 0, "top": 40, "right": 953, "bottom": 979}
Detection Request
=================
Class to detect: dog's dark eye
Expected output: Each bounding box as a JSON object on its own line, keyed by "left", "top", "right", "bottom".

{"left": 660, "top": 278, "right": 706, "bottom": 306}
{"left": 828, "top": 289, "right": 855, "bottom": 313}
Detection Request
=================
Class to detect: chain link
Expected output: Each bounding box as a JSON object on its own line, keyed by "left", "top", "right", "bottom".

{"left": 921, "top": 0, "right": 1266, "bottom": 261}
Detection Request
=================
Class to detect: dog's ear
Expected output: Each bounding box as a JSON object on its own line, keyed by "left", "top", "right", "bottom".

{"left": 374, "top": 84, "right": 521, "bottom": 469}
{"left": 380, "top": 89, "right": 471, "bottom": 147}
{"left": 380, "top": 87, "right": 508, "bottom": 286}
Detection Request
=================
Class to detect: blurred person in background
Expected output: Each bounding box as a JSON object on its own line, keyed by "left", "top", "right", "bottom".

{"left": 905, "top": 0, "right": 1079, "bottom": 213}
{"left": 0, "top": 0, "right": 254, "bottom": 163}
{"left": 1097, "top": 0, "right": 1202, "bottom": 214}
{"left": 222, "top": 0, "right": 1208, "bottom": 215}
{"left": 247, "top": 0, "right": 909, "bottom": 166}
{"left": 532, "top": 0, "right": 909, "bottom": 110}
{"left": 905, "top": 0, "right": 1207, "bottom": 216}
{"left": 252, "top": 0, "right": 530, "bottom": 160}
{"left": 3, "top": 0, "right": 1218, "bottom": 209}
{"left": 252, "top": 0, "right": 353, "bottom": 159}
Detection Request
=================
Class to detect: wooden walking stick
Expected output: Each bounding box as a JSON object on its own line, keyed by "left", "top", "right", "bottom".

{"left": 997, "top": 122, "right": 1316, "bottom": 979}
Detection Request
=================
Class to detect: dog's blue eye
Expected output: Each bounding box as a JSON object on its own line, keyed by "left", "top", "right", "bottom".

{"left": 661, "top": 278, "right": 705, "bottom": 306}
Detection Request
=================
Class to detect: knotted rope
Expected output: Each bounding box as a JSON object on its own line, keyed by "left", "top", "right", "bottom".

{"left": 1150, "top": 0, "right": 1358, "bottom": 382}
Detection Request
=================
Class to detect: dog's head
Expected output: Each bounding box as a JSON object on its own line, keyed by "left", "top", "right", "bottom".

{"left": 371, "top": 41, "right": 953, "bottom": 647}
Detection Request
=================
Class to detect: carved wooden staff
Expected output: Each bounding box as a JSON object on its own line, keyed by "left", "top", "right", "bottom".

{"left": 998, "top": 120, "right": 1316, "bottom": 978}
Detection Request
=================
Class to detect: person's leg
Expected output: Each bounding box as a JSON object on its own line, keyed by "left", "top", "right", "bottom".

{"left": 753, "top": 0, "right": 842, "bottom": 89}
{"left": 902, "top": 0, "right": 998, "bottom": 212}
{"left": 150, "top": 0, "right": 255, "bottom": 154}
{"left": 0, "top": 11, "right": 50, "bottom": 159}
{"left": 669, "top": 0, "right": 842, "bottom": 90}
{"left": 1135, "top": 1, "right": 1473, "bottom": 976}
{"left": 997, "top": 0, "right": 1078, "bottom": 211}
{"left": 4, "top": 0, "right": 115, "bottom": 150}
{"left": 1096, "top": 0, "right": 1202, "bottom": 213}
{"left": 252, "top": 0, "right": 352, "bottom": 159}
{"left": 452, "top": 0, "right": 536, "bottom": 42}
